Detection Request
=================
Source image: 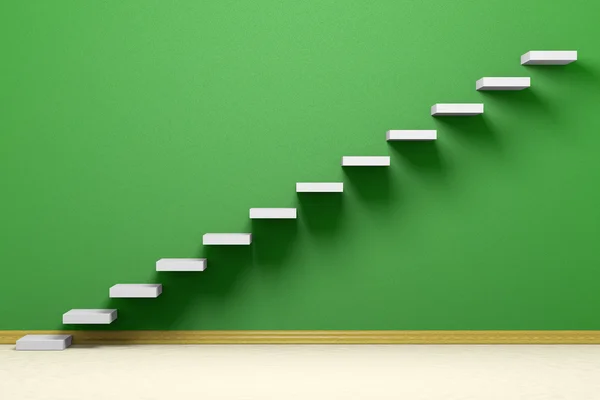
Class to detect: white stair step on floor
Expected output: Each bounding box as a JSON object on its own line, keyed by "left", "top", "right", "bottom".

{"left": 296, "top": 182, "right": 344, "bottom": 193}
{"left": 476, "top": 77, "right": 531, "bottom": 91}
{"left": 521, "top": 50, "right": 577, "bottom": 65}
{"left": 431, "top": 103, "right": 484, "bottom": 116}
{"left": 386, "top": 130, "right": 437, "bottom": 141}
{"left": 16, "top": 334, "right": 73, "bottom": 351}
{"left": 250, "top": 208, "right": 297, "bottom": 219}
{"left": 156, "top": 258, "right": 207, "bottom": 272}
{"left": 203, "top": 233, "right": 252, "bottom": 245}
{"left": 62, "top": 309, "right": 117, "bottom": 324}
{"left": 109, "top": 284, "right": 162, "bottom": 298}
{"left": 341, "top": 156, "right": 390, "bottom": 166}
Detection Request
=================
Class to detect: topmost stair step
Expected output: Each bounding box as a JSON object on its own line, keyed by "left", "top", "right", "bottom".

{"left": 62, "top": 309, "right": 117, "bottom": 324}
{"left": 341, "top": 156, "right": 390, "bottom": 166}
{"left": 431, "top": 103, "right": 484, "bottom": 116}
{"left": 476, "top": 77, "right": 530, "bottom": 91}
{"left": 521, "top": 51, "right": 577, "bottom": 65}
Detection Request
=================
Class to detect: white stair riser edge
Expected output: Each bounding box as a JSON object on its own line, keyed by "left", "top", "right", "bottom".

{"left": 250, "top": 208, "right": 297, "bottom": 219}
{"left": 156, "top": 258, "right": 207, "bottom": 271}
{"left": 341, "top": 156, "right": 390, "bottom": 166}
{"left": 521, "top": 51, "right": 577, "bottom": 65}
{"left": 431, "top": 103, "right": 484, "bottom": 116}
{"left": 476, "top": 77, "right": 531, "bottom": 90}
{"left": 386, "top": 130, "right": 437, "bottom": 141}
{"left": 296, "top": 182, "right": 344, "bottom": 192}
{"left": 109, "top": 284, "right": 162, "bottom": 298}
{"left": 16, "top": 335, "right": 72, "bottom": 351}
{"left": 62, "top": 309, "right": 118, "bottom": 324}
{"left": 203, "top": 233, "right": 252, "bottom": 245}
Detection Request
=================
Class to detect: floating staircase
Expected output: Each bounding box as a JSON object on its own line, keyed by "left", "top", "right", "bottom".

{"left": 17, "top": 49, "right": 578, "bottom": 350}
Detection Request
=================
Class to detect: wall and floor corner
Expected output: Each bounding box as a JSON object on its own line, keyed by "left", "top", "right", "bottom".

{"left": 1, "top": 1, "right": 600, "bottom": 345}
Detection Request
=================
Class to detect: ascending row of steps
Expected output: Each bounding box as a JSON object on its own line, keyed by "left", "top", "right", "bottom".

{"left": 17, "top": 50, "right": 577, "bottom": 349}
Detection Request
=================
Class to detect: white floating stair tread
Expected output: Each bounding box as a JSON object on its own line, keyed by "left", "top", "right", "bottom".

{"left": 16, "top": 334, "right": 73, "bottom": 351}
{"left": 341, "top": 156, "right": 390, "bottom": 166}
{"left": 521, "top": 51, "right": 577, "bottom": 65}
{"left": 296, "top": 182, "right": 344, "bottom": 192}
{"left": 431, "top": 103, "right": 484, "bottom": 116}
{"left": 157, "top": 258, "right": 207, "bottom": 271}
{"left": 386, "top": 130, "right": 437, "bottom": 141}
{"left": 62, "top": 309, "right": 117, "bottom": 325}
{"left": 203, "top": 233, "right": 252, "bottom": 245}
{"left": 109, "top": 284, "right": 162, "bottom": 298}
{"left": 476, "top": 77, "right": 531, "bottom": 91}
{"left": 250, "top": 208, "right": 297, "bottom": 219}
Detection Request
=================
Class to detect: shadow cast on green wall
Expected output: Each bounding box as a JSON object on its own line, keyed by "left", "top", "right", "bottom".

{"left": 296, "top": 192, "right": 344, "bottom": 239}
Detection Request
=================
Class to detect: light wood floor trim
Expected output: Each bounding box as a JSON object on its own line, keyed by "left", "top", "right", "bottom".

{"left": 3, "top": 330, "right": 600, "bottom": 344}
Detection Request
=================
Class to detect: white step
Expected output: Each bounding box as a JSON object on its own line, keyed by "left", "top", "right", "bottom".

{"left": 431, "top": 103, "right": 484, "bottom": 116}
{"left": 109, "top": 284, "right": 162, "bottom": 298}
{"left": 16, "top": 334, "right": 72, "bottom": 351}
{"left": 386, "top": 130, "right": 437, "bottom": 141}
{"left": 62, "top": 309, "right": 117, "bottom": 324}
{"left": 250, "top": 208, "right": 297, "bottom": 219}
{"left": 296, "top": 182, "right": 344, "bottom": 193}
{"left": 476, "top": 77, "right": 530, "bottom": 91}
{"left": 341, "top": 156, "right": 390, "bottom": 166}
{"left": 156, "top": 258, "right": 207, "bottom": 272}
{"left": 521, "top": 50, "right": 577, "bottom": 65}
{"left": 203, "top": 233, "right": 252, "bottom": 245}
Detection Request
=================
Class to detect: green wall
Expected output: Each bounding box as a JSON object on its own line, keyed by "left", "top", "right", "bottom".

{"left": 1, "top": 0, "right": 599, "bottom": 330}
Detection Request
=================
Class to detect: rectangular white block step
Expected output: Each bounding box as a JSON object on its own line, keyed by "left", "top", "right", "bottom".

{"left": 203, "top": 233, "right": 252, "bottom": 245}
{"left": 476, "top": 77, "right": 531, "bottom": 91}
{"left": 16, "top": 334, "right": 72, "bottom": 351}
{"left": 341, "top": 156, "right": 390, "bottom": 166}
{"left": 521, "top": 51, "right": 577, "bottom": 65}
{"left": 250, "top": 208, "right": 297, "bottom": 219}
{"left": 386, "top": 130, "right": 437, "bottom": 141}
{"left": 109, "top": 284, "right": 162, "bottom": 298}
{"left": 62, "top": 309, "right": 117, "bottom": 324}
{"left": 156, "top": 258, "right": 207, "bottom": 271}
{"left": 431, "top": 103, "right": 484, "bottom": 116}
{"left": 296, "top": 182, "right": 344, "bottom": 193}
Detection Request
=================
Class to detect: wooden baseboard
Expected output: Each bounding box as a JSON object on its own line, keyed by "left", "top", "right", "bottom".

{"left": 3, "top": 330, "right": 600, "bottom": 344}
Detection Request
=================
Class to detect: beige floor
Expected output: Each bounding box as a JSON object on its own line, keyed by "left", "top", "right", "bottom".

{"left": 2, "top": 344, "right": 600, "bottom": 400}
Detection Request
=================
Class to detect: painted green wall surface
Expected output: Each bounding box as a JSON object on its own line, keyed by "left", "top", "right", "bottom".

{"left": 1, "top": 0, "right": 600, "bottom": 330}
